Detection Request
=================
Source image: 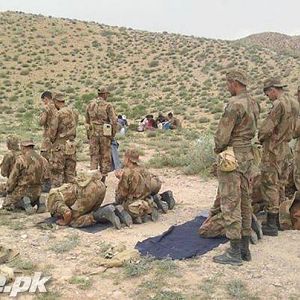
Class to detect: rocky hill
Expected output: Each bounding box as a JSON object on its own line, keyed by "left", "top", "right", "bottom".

{"left": 0, "top": 11, "right": 300, "bottom": 140}
{"left": 238, "top": 32, "right": 300, "bottom": 57}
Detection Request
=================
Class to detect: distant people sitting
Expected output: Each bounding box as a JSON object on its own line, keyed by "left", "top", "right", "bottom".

{"left": 166, "top": 112, "right": 182, "bottom": 130}
{"left": 156, "top": 113, "right": 167, "bottom": 129}
{"left": 117, "top": 115, "right": 128, "bottom": 135}
{"left": 137, "top": 115, "right": 156, "bottom": 132}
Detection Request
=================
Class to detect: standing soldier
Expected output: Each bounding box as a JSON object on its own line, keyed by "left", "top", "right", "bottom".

{"left": 39, "top": 91, "right": 57, "bottom": 161}
{"left": 85, "top": 88, "right": 117, "bottom": 183}
{"left": 213, "top": 70, "right": 260, "bottom": 266}
{"left": 50, "top": 93, "right": 78, "bottom": 188}
{"left": 259, "top": 79, "right": 299, "bottom": 236}
{"left": 293, "top": 86, "right": 300, "bottom": 191}
{"left": 3, "top": 140, "right": 46, "bottom": 214}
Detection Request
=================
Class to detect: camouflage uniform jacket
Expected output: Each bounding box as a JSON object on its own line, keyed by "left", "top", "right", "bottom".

{"left": 215, "top": 91, "right": 260, "bottom": 161}
{"left": 47, "top": 173, "right": 106, "bottom": 219}
{"left": 115, "top": 166, "right": 151, "bottom": 205}
{"left": 39, "top": 102, "right": 57, "bottom": 151}
{"left": 259, "top": 94, "right": 299, "bottom": 160}
{"left": 1, "top": 150, "right": 21, "bottom": 178}
{"left": 51, "top": 106, "right": 78, "bottom": 146}
{"left": 6, "top": 150, "right": 45, "bottom": 193}
{"left": 85, "top": 98, "right": 117, "bottom": 137}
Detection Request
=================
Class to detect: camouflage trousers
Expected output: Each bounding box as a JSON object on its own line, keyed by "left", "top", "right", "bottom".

{"left": 50, "top": 147, "right": 76, "bottom": 188}
{"left": 124, "top": 198, "right": 153, "bottom": 218}
{"left": 294, "top": 150, "right": 300, "bottom": 191}
{"left": 260, "top": 159, "right": 289, "bottom": 214}
{"left": 47, "top": 193, "right": 97, "bottom": 228}
{"left": 217, "top": 161, "right": 252, "bottom": 240}
{"left": 3, "top": 185, "right": 41, "bottom": 209}
{"left": 198, "top": 213, "right": 225, "bottom": 238}
{"left": 89, "top": 135, "right": 112, "bottom": 176}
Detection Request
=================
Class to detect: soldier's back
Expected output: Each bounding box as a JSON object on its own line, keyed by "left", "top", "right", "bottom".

{"left": 87, "top": 99, "right": 111, "bottom": 125}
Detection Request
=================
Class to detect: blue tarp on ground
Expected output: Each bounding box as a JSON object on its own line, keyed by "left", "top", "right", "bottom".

{"left": 135, "top": 216, "right": 228, "bottom": 260}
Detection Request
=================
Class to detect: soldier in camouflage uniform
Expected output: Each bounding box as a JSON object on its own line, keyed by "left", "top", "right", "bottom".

{"left": 50, "top": 93, "right": 78, "bottom": 188}
{"left": 85, "top": 88, "right": 117, "bottom": 183}
{"left": 259, "top": 78, "right": 299, "bottom": 236}
{"left": 47, "top": 170, "right": 121, "bottom": 228}
{"left": 1, "top": 135, "right": 20, "bottom": 179}
{"left": 279, "top": 191, "right": 300, "bottom": 230}
{"left": 115, "top": 149, "right": 158, "bottom": 224}
{"left": 3, "top": 140, "right": 47, "bottom": 214}
{"left": 293, "top": 86, "right": 300, "bottom": 191}
{"left": 39, "top": 91, "right": 57, "bottom": 161}
{"left": 212, "top": 70, "right": 260, "bottom": 266}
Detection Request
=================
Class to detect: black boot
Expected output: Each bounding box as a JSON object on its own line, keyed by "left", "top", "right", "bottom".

{"left": 213, "top": 239, "right": 243, "bottom": 266}
{"left": 150, "top": 207, "right": 159, "bottom": 222}
{"left": 262, "top": 213, "right": 278, "bottom": 236}
{"left": 93, "top": 205, "right": 121, "bottom": 229}
{"left": 21, "top": 197, "right": 35, "bottom": 215}
{"left": 115, "top": 205, "right": 133, "bottom": 227}
{"left": 36, "top": 200, "right": 47, "bottom": 214}
{"left": 160, "top": 191, "right": 176, "bottom": 209}
{"left": 42, "top": 179, "right": 51, "bottom": 193}
{"left": 240, "top": 236, "right": 251, "bottom": 261}
{"left": 152, "top": 195, "right": 168, "bottom": 214}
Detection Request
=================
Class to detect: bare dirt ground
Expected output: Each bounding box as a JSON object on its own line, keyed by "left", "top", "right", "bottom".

{"left": 0, "top": 156, "right": 300, "bottom": 299}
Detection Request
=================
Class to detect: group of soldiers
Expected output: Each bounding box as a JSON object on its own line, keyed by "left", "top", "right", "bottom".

{"left": 0, "top": 71, "right": 299, "bottom": 265}
{"left": 199, "top": 70, "right": 300, "bottom": 266}
{"left": 0, "top": 88, "right": 176, "bottom": 228}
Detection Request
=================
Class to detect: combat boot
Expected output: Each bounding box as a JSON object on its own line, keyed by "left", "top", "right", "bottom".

{"left": 160, "top": 191, "right": 176, "bottom": 209}
{"left": 133, "top": 216, "right": 143, "bottom": 224}
{"left": 240, "top": 236, "right": 251, "bottom": 261}
{"left": 262, "top": 213, "right": 278, "bottom": 236}
{"left": 93, "top": 205, "right": 121, "bottom": 230}
{"left": 115, "top": 205, "right": 133, "bottom": 227}
{"left": 21, "top": 197, "right": 35, "bottom": 215}
{"left": 42, "top": 179, "right": 51, "bottom": 193}
{"left": 150, "top": 207, "right": 159, "bottom": 222}
{"left": 36, "top": 199, "right": 47, "bottom": 214}
{"left": 213, "top": 239, "right": 243, "bottom": 266}
{"left": 152, "top": 195, "right": 168, "bottom": 214}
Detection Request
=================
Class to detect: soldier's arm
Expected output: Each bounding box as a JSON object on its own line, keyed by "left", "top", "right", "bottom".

{"left": 293, "top": 118, "right": 300, "bottom": 139}
{"left": 115, "top": 170, "right": 130, "bottom": 203}
{"left": 39, "top": 108, "right": 48, "bottom": 127}
{"left": 1, "top": 154, "right": 11, "bottom": 178}
{"left": 214, "top": 102, "right": 238, "bottom": 154}
{"left": 258, "top": 101, "right": 282, "bottom": 143}
{"left": 107, "top": 104, "right": 117, "bottom": 138}
{"left": 49, "top": 112, "right": 59, "bottom": 143}
{"left": 6, "top": 158, "right": 23, "bottom": 192}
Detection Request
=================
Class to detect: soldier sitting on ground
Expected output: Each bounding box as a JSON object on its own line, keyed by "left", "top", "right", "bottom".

{"left": 47, "top": 170, "right": 122, "bottom": 229}
{"left": 2, "top": 140, "right": 48, "bottom": 214}
{"left": 1, "top": 135, "right": 21, "bottom": 179}
{"left": 115, "top": 149, "right": 176, "bottom": 224}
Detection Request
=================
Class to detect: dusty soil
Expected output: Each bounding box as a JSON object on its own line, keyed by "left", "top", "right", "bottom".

{"left": 0, "top": 159, "right": 299, "bottom": 300}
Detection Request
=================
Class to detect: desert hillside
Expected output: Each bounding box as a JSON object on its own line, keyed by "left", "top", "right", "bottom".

{"left": 0, "top": 11, "right": 300, "bottom": 142}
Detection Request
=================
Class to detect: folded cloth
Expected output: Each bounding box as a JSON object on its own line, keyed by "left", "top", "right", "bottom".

{"left": 135, "top": 216, "right": 228, "bottom": 260}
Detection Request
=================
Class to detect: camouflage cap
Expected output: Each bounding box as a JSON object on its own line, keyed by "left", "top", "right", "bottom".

{"left": 226, "top": 70, "right": 248, "bottom": 86}
{"left": 53, "top": 93, "right": 65, "bottom": 102}
{"left": 6, "top": 135, "right": 19, "bottom": 150}
{"left": 98, "top": 88, "right": 110, "bottom": 94}
{"left": 263, "top": 78, "right": 287, "bottom": 91}
{"left": 125, "top": 148, "right": 140, "bottom": 164}
{"left": 21, "top": 139, "right": 35, "bottom": 147}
